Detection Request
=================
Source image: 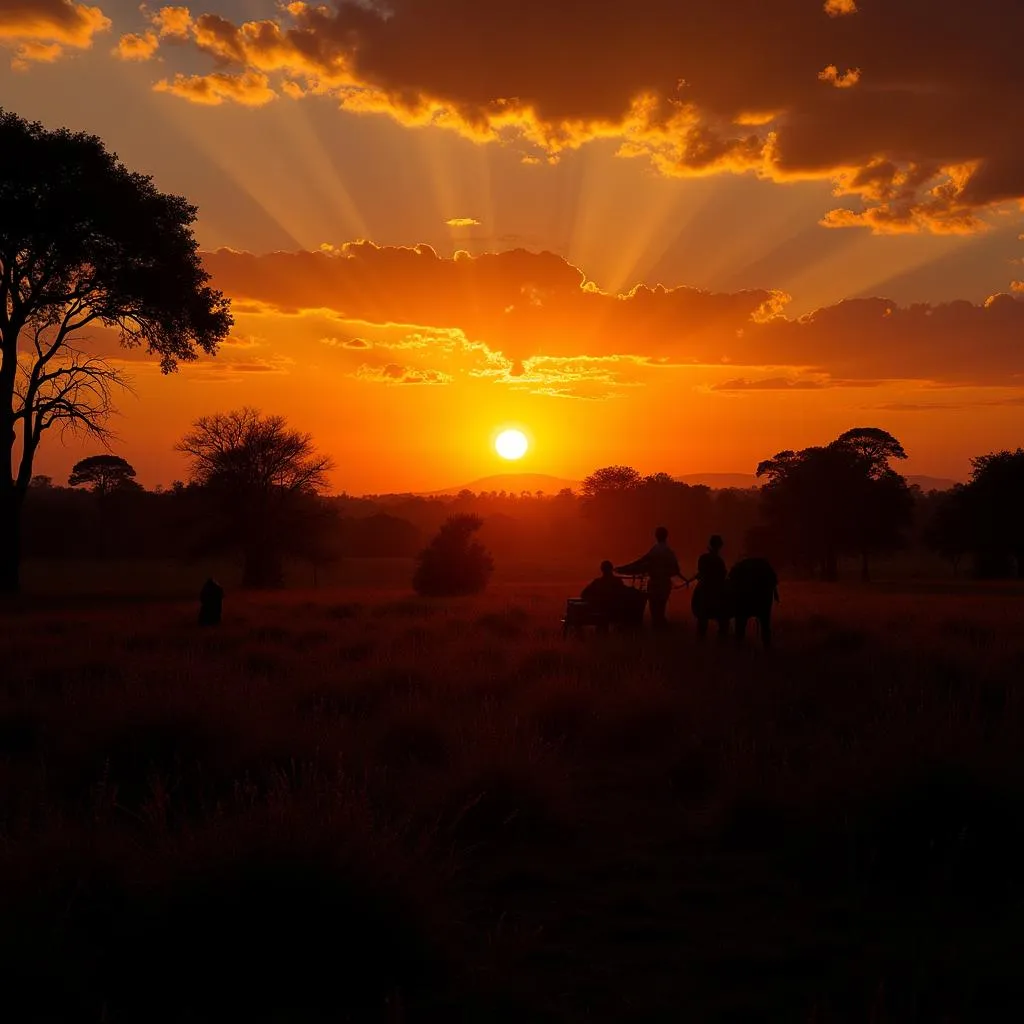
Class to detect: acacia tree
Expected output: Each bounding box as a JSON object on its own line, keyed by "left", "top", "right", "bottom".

{"left": 756, "top": 428, "right": 912, "bottom": 581}
{"left": 68, "top": 454, "right": 138, "bottom": 497}
{"left": 0, "top": 110, "right": 231, "bottom": 591}
{"left": 175, "top": 409, "right": 334, "bottom": 588}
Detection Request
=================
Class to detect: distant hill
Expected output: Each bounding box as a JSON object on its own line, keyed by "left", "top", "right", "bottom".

{"left": 427, "top": 473, "right": 580, "bottom": 496}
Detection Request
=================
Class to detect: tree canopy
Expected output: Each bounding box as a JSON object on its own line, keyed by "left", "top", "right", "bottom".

{"left": 926, "top": 449, "right": 1024, "bottom": 578}
{"left": 176, "top": 409, "right": 333, "bottom": 588}
{"left": 413, "top": 514, "right": 494, "bottom": 596}
{"left": 756, "top": 428, "right": 913, "bottom": 581}
{"left": 0, "top": 109, "right": 232, "bottom": 591}
{"left": 69, "top": 454, "right": 138, "bottom": 497}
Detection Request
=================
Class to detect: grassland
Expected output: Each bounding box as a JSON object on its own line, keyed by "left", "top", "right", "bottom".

{"left": 3, "top": 580, "right": 1024, "bottom": 1022}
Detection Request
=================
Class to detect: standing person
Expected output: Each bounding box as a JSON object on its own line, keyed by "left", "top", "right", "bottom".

{"left": 690, "top": 535, "right": 729, "bottom": 640}
{"left": 616, "top": 526, "right": 683, "bottom": 631}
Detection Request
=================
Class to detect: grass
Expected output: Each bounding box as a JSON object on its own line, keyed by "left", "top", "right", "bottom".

{"left": 3, "top": 580, "right": 1024, "bottom": 1021}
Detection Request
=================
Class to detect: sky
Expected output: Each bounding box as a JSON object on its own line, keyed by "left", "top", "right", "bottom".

{"left": 2, "top": 0, "right": 1023, "bottom": 493}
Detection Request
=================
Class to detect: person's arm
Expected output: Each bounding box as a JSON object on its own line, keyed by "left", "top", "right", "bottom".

{"left": 614, "top": 555, "right": 648, "bottom": 576}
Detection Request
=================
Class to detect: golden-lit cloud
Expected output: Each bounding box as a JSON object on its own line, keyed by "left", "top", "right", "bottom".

{"left": 0, "top": 0, "right": 110, "bottom": 68}
{"left": 817, "top": 65, "right": 860, "bottom": 89}
{"left": 825, "top": 0, "right": 858, "bottom": 16}
{"left": 201, "top": 244, "right": 1024, "bottom": 389}
{"left": 114, "top": 30, "right": 158, "bottom": 61}
{"left": 118, "top": 0, "right": 1024, "bottom": 233}
{"left": 154, "top": 69, "right": 277, "bottom": 106}
{"left": 356, "top": 363, "right": 453, "bottom": 386}
{"left": 151, "top": 5, "right": 193, "bottom": 39}
{"left": 446, "top": 217, "right": 481, "bottom": 227}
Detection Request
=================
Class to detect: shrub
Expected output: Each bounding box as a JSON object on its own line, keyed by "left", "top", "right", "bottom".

{"left": 412, "top": 514, "right": 494, "bottom": 596}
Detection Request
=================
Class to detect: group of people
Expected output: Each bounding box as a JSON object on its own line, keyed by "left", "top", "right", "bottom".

{"left": 580, "top": 527, "right": 775, "bottom": 642}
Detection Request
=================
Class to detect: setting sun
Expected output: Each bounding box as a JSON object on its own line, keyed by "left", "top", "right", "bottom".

{"left": 495, "top": 429, "right": 529, "bottom": 461}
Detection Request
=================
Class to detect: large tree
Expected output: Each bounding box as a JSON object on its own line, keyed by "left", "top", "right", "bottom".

{"left": 175, "top": 408, "right": 334, "bottom": 588}
{"left": 68, "top": 454, "right": 138, "bottom": 498}
{"left": 935, "top": 449, "right": 1024, "bottom": 578}
{"left": 0, "top": 110, "right": 232, "bottom": 591}
{"left": 756, "top": 428, "right": 913, "bottom": 581}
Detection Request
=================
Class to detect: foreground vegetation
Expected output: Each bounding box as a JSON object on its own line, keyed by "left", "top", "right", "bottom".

{"left": 3, "top": 582, "right": 1024, "bottom": 1021}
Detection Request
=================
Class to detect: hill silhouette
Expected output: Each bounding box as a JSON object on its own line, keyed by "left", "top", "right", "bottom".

{"left": 427, "top": 473, "right": 579, "bottom": 496}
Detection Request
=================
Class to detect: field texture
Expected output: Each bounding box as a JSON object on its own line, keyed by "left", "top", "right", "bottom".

{"left": 3, "top": 582, "right": 1024, "bottom": 1022}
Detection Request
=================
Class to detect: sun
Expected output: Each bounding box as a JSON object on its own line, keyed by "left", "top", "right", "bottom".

{"left": 495, "top": 428, "right": 529, "bottom": 460}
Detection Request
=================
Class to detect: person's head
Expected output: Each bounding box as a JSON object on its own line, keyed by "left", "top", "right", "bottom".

{"left": 654, "top": 526, "right": 669, "bottom": 543}
{"left": 709, "top": 534, "right": 723, "bottom": 551}
{"left": 600, "top": 559, "right": 614, "bottom": 576}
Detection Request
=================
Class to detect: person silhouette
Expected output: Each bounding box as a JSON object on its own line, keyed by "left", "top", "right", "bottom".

{"left": 616, "top": 526, "right": 683, "bottom": 631}
{"left": 198, "top": 576, "right": 224, "bottom": 626}
{"left": 690, "top": 534, "right": 729, "bottom": 640}
{"left": 581, "top": 559, "right": 629, "bottom": 633}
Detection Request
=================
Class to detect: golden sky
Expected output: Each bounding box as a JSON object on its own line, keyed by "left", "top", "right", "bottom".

{"left": 3, "top": 0, "right": 1023, "bottom": 492}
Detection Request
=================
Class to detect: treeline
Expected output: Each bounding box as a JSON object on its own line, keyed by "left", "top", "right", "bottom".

{"left": 21, "top": 420, "right": 1024, "bottom": 585}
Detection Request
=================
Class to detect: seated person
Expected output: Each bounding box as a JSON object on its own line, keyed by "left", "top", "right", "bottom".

{"left": 582, "top": 559, "right": 626, "bottom": 607}
{"left": 579, "top": 560, "right": 632, "bottom": 630}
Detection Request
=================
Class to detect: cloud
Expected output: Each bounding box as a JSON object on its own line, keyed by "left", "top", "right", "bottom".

{"left": 817, "top": 65, "right": 860, "bottom": 89}
{"left": 114, "top": 30, "right": 158, "bottom": 61}
{"left": 356, "top": 363, "right": 453, "bottom": 386}
{"left": 118, "top": 0, "right": 1024, "bottom": 233}
{"left": 446, "top": 217, "right": 481, "bottom": 227}
{"left": 876, "top": 395, "right": 1024, "bottom": 412}
{"left": 711, "top": 376, "right": 884, "bottom": 391}
{"left": 1, "top": 0, "right": 110, "bottom": 67}
{"left": 154, "top": 70, "right": 277, "bottom": 106}
{"left": 151, "top": 5, "right": 192, "bottom": 39}
{"left": 204, "top": 244, "right": 1024, "bottom": 389}
{"left": 321, "top": 336, "right": 371, "bottom": 349}
{"left": 712, "top": 377, "right": 828, "bottom": 391}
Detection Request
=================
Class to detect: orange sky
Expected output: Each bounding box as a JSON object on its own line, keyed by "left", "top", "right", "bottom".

{"left": 2, "top": 0, "right": 1023, "bottom": 493}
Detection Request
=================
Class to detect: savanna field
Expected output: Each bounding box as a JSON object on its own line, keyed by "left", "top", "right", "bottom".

{"left": 3, "top": 574, "right": 1024, "bottom": 1022}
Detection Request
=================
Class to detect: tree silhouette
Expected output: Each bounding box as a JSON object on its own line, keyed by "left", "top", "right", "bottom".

{"left": 581, "top": 466, "right": 643, "bottom": 499}
{"left": 0, "top": 110, "right": 231, "bottom": 591}
{"left": 941, "top": 449, "right": 1024, "bottom": 578}
{"left": 68, "top": 454, "right": 138, "bottom": 498}
{"left": 923, "top": 485, "right": 973, "bottom": 576}
{"left": 756, "top": 428, "right": 913, "bottom": 581}
{"left": 175, "top": 409, "right": 333, "bottom": 588}
{"left": 413, "top": 514, "right": 494, "bottom": 596}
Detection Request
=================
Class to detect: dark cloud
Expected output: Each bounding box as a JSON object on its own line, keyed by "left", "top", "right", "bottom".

{"left": 206, "top": 244, "right": 1024, "bottom": 387}
{"left": 131, "top": 1, "right": 1024, "bottom": 232}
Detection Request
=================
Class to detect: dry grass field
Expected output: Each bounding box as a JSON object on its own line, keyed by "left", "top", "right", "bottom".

{"left": 3, "top": 579, "right": 1024, "bottom": 1022}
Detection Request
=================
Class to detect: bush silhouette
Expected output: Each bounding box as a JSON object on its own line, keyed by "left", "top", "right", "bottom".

{"left": 413, "top": 514, "right": 494, "bottom": 596}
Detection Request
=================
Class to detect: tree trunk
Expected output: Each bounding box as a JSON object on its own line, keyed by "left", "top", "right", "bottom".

{"left": 0, "top": 489, "right": 23, "bottom": 593}
{"left": 860, "top": 551, "right": 870, "bottom": 583}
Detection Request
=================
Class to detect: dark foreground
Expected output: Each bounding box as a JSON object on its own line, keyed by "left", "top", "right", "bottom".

{"left": 2, "top": 582, "right": 1024, "bottom": 1022}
